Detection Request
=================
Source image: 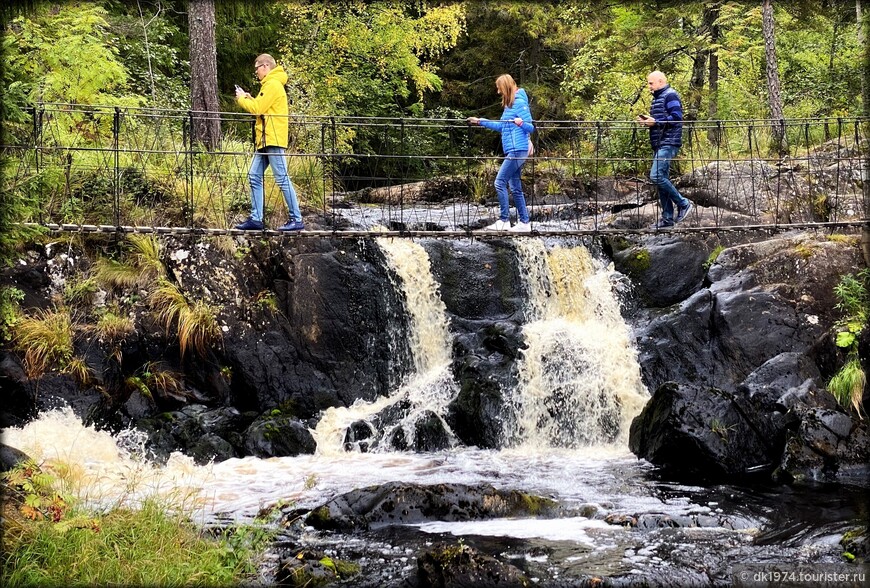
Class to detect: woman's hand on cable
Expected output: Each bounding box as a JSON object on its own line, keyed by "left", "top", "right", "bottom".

{"left": 513, "top": 117, "right": 523, "bottom": 126}
{"left": 467, "top": 117, "right": 481, "bottom": 125}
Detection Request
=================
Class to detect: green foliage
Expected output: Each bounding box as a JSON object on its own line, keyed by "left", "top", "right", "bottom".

{"left": 278, "top": 1, "right": 466, "bottom": 118}
{"left": 2, "top": 464, "right": 271, "bottom": 588}
{"left": 0, "top": 157, "right": 45, "bottom": 265}
{"left": 12, "top": 307, "right": 74, "bottom": 378}
{"left": 703, "top": 245, "right": 725, "bottom": 271}
{"left": 833, "top": 269, "right": 870, "bottom": 341}
{"left": 5, "top": 3, "right": 141, "bottom": 106}
{"left": 93, "top": 235, "right": 164, "bottom": 290}
{"left": 829, "top": 355, "right": 866, "bottom": 418}
{"left": 0, "top": 286, "right": 25, "bottom": 343}
{"left": 829, "top": 269, "right": 869, "bottom": 416}
{"left": 125, "top": 361, "right": 183, "bottom": 400}
{"left": 150, "top": 279, "right": 222, "bottom": 359}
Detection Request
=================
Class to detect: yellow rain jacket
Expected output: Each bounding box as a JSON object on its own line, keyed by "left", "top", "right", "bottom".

{"left": 237, "top": 65, "right": 290, "bottom": 149}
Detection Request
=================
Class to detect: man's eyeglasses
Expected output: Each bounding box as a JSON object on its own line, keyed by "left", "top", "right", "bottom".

{"left": 255, "top": 63, "right": 267, "bottom": 71}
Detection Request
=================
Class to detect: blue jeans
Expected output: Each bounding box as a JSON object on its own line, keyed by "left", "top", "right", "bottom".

{"left": 494, "top": 151, "right": 530, "bottom": 223}
{"left": 650, "top": 145, "right": 689, "bottom": 223}
{"left": 248, "top": 146, "right": 302, "bottom": 222}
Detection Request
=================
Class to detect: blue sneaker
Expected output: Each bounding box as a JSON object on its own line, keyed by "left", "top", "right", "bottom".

{"left": 675, "top": 200, "right": 693, "bottom": 223}
{"left": 278, "top": 220, "right": 305, "bottom": 231}
{"left": 235, "top": 217, "right": 265, "bottom": 230}
{"left": 652, "top": 219, "right": 674, "bottom": 229}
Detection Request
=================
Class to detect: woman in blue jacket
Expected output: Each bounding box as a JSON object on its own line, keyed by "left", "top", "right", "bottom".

{"left": 468, "top": 74, "right": 535, "bottom": 232}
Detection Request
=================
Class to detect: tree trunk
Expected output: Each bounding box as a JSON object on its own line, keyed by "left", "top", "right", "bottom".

{"left": 859, "top": 0, "right": 870, "bottom": 266}
{"left": 762, "top": 0, "right": 785, "bottom": 155}
{"left": 688, "top": 49, "right": 707, "bottom": 122}
{"left": 707, "top": 3, "right": 721, "bottom": 145}
{"left": 188, "top": 0, "right": 221, "bottom": 151}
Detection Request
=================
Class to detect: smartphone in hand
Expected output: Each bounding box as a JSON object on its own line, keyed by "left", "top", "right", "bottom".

{"left": 234, "top": 85, "right": 243, "bottom": 93}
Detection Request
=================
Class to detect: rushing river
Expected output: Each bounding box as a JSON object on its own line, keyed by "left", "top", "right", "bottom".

{"left": 4, "top": 237, "right": 866, "bottom": 585}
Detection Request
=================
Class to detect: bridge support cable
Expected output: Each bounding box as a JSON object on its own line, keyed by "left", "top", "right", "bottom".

{"left": 1, "top": 102, "right": 867, "bottom": 239}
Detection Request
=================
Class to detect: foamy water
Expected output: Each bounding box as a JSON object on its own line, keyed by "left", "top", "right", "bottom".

{"left": 3, "top": 407, "right": 668, "bottom": 529}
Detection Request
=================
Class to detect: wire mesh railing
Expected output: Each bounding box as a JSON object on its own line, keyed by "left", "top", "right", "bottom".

{"left": 2, "top": 103, "right": 868, "bottom": 236}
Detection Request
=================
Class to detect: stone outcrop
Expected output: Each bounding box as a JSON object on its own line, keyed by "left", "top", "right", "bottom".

{"left": 301, "top": 482, "right": 559, "bottom": 532}
{"left": 625, "top": 232, "right": 869, "bottom": 482}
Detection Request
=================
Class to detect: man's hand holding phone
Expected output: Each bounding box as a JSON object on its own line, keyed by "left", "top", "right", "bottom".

{"left": 234, "top": 85, "right": 248, "bottom": 99}
{"left": 636, "top": 113, "right": 655, "bottom": 127}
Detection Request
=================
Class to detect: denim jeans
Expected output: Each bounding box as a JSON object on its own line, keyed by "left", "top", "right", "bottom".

{"left": 494, "top": 150, "right": 529, "bottom": 223}
{"left": 248, "top": 146, "right": 302, "bottom": 222}
{"left": 650, "top": 145, "right": 689, "bottom": 223}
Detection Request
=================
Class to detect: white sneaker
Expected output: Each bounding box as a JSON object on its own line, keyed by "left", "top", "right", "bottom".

{"left": 484, "top": 220, "right": 511, "bottom": 231}
{"left": 509, "top": 221, "right": 531, "bottom": 233}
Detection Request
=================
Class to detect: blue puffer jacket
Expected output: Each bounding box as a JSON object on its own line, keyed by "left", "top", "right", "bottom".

{"left": 648, "top": 85, "right": 683, "bottom": 149}
{"left": 479, "top": 88, "right": 535, "bottom": 155}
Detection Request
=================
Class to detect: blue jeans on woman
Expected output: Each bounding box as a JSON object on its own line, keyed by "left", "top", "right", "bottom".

{"left": 248, "top": 146, "right": 302, "bottom": 223}
{"left": 650, "top": 145, "right": 689, "bottom": 224}
{"left": 494, "top": 150, "right": 530, "bottom": 223}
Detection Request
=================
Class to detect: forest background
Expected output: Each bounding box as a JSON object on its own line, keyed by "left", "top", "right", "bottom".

{"left": 2, "top": 0, "right": 867, "bottom": 129}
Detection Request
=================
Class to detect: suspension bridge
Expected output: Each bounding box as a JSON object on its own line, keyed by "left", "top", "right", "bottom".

{"left": 3, "top": 103, "right": 869, "bottom": 239}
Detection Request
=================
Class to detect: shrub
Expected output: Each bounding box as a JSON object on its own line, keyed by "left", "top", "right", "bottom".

{"left": 12, "top": 308, "right": 74, "bottom": 378}
{"left": 150, "top": 279, "right": 222, "bottom": 358}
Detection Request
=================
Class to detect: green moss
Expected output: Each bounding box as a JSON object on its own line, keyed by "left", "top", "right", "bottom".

{"left": 827, "top": 234, "right": 859, "bottom": 245}
{"left": 703, "top": 245, "right": 725, "bottom": 271}
{"left": 623, "top": 248, "right": 651, "bottom": 275}
{"left": 608, "top": 236, "right": 633, "bottom": 253}
{"left": 517, "top": 493, "right": 557, "bottom": 516}
{"left": 319, "top": 556, "right": 359, "bottom": 578}
{"left": 307, "top": 506, "right": 331, "bottom": 526}
{"left": 794, "top": 242, "right": 817, "bottom": 259}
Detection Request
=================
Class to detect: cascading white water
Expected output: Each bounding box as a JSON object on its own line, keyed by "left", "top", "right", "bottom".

{"left": 509, "top": 240, "right": 649, "bottom": 449}
{"left": 311, "top": 237, "right": 458, "bottom": 455}
{"left": 3, "top": 236, "right": 650, "bottom": 524}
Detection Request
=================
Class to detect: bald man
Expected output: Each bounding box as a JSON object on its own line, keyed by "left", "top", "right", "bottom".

{"left": 637, "top": 71, "right": 692, "bottom": 228}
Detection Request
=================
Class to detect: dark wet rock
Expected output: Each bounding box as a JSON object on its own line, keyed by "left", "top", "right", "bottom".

{"left": 606, "top": 511, "right": 755, "bottom": 531}
{"left": 0, "top": 352, "right": 36, "bottom": 427}
{"left": 164, "top": 237, "right": 413, "bottom": 420}
{"left": 411, "top": 410, "right": 453, "bottom": 452}
{"left": 0, "top": 444, "right": 31, "bottom": 472}
{"left": 124, "top": 389, "right": 158, "bottom": 420}
{"left": 244, "top": 413, "right": 317, "bottom": 458}
{"left": 609, "top": 235, "right": 710, "bottom": 307}
{"left": 629, "top": 382, "right": 779, "bottom": 478}
{"left": 135, "top": 404, "right": 257, "bottom": 464}
{"left": 775, "top": 408, "right": 870, "bottom": 483}
{"left": 344, "top": 420, "right": 377, "bottom": 452}
{"left": 417, "top": 542, "right": 530, "bottom": 588}
{"left": 425, "top": 240, "right": 524, "bottom": 321}
{"left": 445, "top": 323, "right": 525, "bottom": 449}
{"left": 302, "top": 482, "right": 559, "bottom": 532}
{"left": 634, "top": 290, "right": 716, "bottom": 390}
{"left": 737, "top": 352, "right": 822, "bottom": 408}
{"left": 635, "top": 235, "right": 862, "bottom": 394}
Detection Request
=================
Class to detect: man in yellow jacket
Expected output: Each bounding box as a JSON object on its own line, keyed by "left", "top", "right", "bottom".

{"left": 234, "top": 54, "right": 304, "bottom": 231}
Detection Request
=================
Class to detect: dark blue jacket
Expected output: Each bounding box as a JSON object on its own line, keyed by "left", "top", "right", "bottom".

{"left": 648, "top": 85, "right": 683, "bottom": 149}
{"left": 479, "top": 88, "right": 535, "bottom": 155}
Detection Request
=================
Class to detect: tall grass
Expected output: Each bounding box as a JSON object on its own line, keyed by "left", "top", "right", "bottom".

{"left": 12, "top": 308, "right": 74, "bottom": 378}
{"left": 2, "top": 462, "right": 275, "bottom": 587}
{"left": 829, "top": 355, "right": 867, "bottom": 417}
{"left": 150, "top": 279, "right": 222, "bottom": 358}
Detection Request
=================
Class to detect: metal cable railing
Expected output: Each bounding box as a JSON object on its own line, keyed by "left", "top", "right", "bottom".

{"left": 2, "top": 103, "right": 867, "bottom": 238}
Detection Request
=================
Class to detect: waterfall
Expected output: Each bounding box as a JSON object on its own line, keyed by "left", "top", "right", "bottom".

{"left": 312, "top": 237, "right": 458, "bottom": 455}
{"left": 509, "top": 240, "right": 648, "bottom": 449}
